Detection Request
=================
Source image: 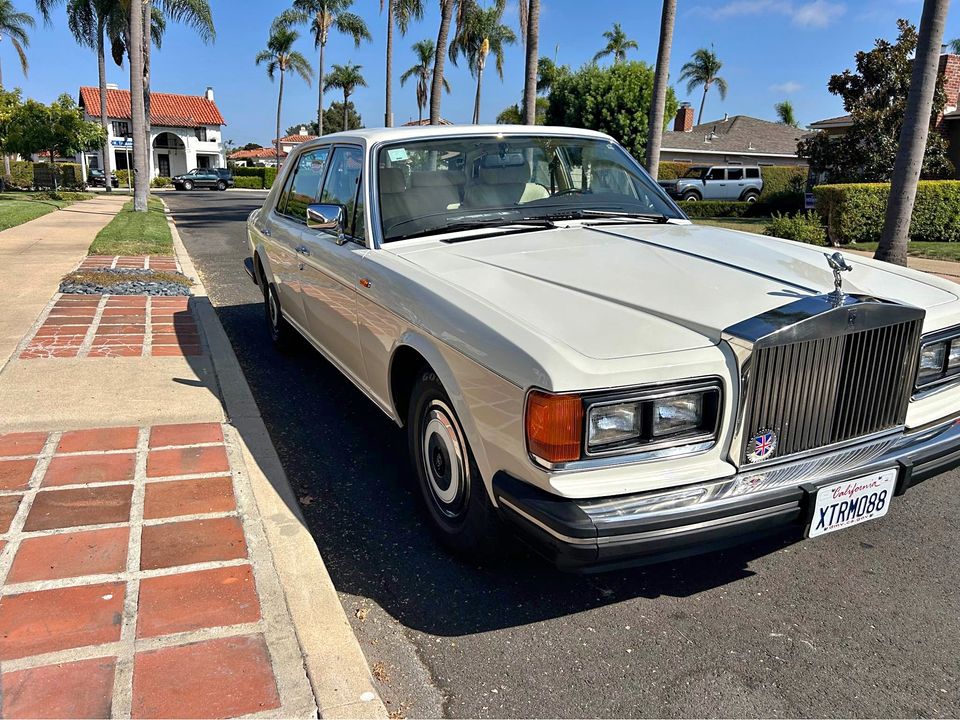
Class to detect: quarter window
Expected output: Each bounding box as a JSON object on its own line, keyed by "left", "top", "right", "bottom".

{"left": 319, "top": 146, "right": 364, "bottom": 241}
{"left": 277, "top": 148, "right": 330, "bottom": 222}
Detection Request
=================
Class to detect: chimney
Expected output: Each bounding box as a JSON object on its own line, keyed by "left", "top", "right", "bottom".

{"left": 723, "top": 112, "right": 728, "bottom": 122}
{"left": 106, "top": 83, "right": 119, "bottom": 90}
{"left": 674, "top": 103, "right": 695, "bottom": 132}
{"left": 205, "top": 86, "right": 214, "bottom": 102}
{"left": 299, "top": 125, "right": 307, "bottom": 136}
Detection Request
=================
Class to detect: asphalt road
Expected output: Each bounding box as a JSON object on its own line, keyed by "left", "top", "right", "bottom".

{"left": 164, "top": 189, "right": 960, "bottom": 719}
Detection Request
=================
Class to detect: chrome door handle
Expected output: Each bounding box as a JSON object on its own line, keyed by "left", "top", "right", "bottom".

{"left": 296, "top": 245, "right": 311, "bottom": 256}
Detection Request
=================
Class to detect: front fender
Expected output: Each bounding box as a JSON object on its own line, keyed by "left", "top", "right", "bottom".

{"left": 389, "top": 329, "right": 495, "bottom": 487}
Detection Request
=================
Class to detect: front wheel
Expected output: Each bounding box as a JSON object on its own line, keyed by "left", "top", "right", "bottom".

{"left": 216, "top": 180, "right": 227, "bottom": 191}
{"left": 183, "top": 180, "right": 194, "bottom": 191}
{"left": 682, "top": 191, "right": 700, "bottom": 202}
{"left": 408, "top": 371, "right": 501, "bottom": 560}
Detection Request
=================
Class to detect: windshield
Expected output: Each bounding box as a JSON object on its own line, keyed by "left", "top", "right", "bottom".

{"left": 377, "top": 135, "right": 683, "bottom": 242}
{"left": 681, "top": 166, "right": 708, "bottom": 178}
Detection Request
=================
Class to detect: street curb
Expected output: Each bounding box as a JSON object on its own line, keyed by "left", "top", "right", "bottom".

{"left": 162, "top": 201, "right": 389, "bottom": 720}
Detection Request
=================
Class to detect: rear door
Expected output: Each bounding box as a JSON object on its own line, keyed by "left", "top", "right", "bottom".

{"left": 703, "top": 167, "right": 726, "bottom": 199}
{"left": 263, "top": 146, "right": 332, "bottom": 328}
{"left": 726, "top": 167, "right": 745, "bottom": 199}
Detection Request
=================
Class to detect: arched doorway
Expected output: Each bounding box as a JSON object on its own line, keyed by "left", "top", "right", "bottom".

{"left": 153, "top": 132, "right": 187, "bottom": 178}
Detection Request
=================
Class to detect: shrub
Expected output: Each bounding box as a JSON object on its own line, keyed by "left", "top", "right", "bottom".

{"left": 657, "top": 162, "right": 689, "bottom": 181}
{"left": 234, "top": 176, "right": 263, "bottom": 189}
{"left": 764, "top": 211, "right": 827, "bottom": 246}
{"left": 679, "top": 200, "right": 755, "bottom": 218}
{"left": 115, "top": 169, "right": 131, "bottom": 187}
{"left": 5, "top": 161, "right": 84, "bottom": 190}
{"left": 814, "top": 180, "right": 960, "bottom": 244}
{"left": 234, "top": 166, "right": 277, "bottom": 188}
{"left": 151, "top": 176, "right": 173, "bottom": 188}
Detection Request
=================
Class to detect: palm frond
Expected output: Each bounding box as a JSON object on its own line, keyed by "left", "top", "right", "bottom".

{"left": 10, "top": 34, "right": 27, "bottom": 75}
{"left": 394, "top": 0, "right": 423, "bottom": 34}
{"left": 334, "top": 11, "right": 370, "bottom": 45}
{"left": 158, "top": 0, "right": 215, "bottom": 43}
{"left": 288, "top": 50, "right": 313, "bottom": 84}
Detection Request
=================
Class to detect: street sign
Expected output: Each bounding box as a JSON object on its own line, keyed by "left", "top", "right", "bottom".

{"left": 110, "top": 138, "right": 133, "bottom": 148}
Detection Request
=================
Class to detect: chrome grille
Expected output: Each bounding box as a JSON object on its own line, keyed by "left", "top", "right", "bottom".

{"left": 741, "top": 318, "right": 922, "bottom": 464}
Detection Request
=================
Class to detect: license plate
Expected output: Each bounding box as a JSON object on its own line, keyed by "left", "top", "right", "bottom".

{"left": 808, "top": 469, "right": 898, "bottom": 538}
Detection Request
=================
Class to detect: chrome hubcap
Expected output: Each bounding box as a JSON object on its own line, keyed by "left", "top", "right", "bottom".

{"left": 421, "top": 401, "right": 466, "bottom": 516}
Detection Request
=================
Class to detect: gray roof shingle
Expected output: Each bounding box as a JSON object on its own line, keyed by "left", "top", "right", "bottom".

{"left": 661, "top": 115, "right": 809, "bottom": 156}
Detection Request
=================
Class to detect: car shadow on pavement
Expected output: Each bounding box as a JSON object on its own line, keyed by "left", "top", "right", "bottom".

{"left": 208, "top": 298, "right": 801, "bottom": 638}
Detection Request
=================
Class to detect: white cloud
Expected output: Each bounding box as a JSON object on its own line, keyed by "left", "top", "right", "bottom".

{"left": 770, "top": 81, "right": 804, "bottom": 93}
{"left": 703, "top": 0, "right": 846, "bottom": 27}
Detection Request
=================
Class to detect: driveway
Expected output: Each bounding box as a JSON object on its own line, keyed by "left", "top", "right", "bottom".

{"left": 164, "top": 190, "right": 960, "bottom": 719}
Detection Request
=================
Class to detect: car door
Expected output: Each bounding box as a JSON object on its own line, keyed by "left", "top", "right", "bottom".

{"left": 299, "top": 145, "right": 369, "bottom": 384}
{"left": 262, "top": 146, "right": 332, "bottom": 329}
{"left": 703, "top": 167, "right": 726, "bottom": 199}
{"left": 726, "top": 167, "right": 745, "bottom": 199}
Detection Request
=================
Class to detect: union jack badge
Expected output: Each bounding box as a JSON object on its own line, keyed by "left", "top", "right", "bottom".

{"left": 747, "top": 429, "right": 778, "bottom": 463}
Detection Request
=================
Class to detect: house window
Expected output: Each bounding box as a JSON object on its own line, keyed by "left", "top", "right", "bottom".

{"left": 195, "top": 127, "right": 208, "bottom": 142}
{"left": 112, "top": 121, "right": 129, "bottom": 137}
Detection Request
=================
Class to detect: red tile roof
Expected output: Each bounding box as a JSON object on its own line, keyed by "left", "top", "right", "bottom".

{"left": 228, "top": 147, "right": 286, "bottom": 160}
{"left": 79, "top": 87, "right": 226, "bottom": 128}
{"left": 278, "top": 134, "right": 319, "bottom": 144}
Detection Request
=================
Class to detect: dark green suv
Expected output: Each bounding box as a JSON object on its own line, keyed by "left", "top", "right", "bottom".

{"left": 173, "top": 168, "right": 234, "bottom": 191}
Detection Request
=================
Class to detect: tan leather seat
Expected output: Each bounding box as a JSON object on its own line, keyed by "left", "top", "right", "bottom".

{"left": 464, "top": 163, "right": 549, "bottom": 209}
{"left": 378, "top": 167, "right": 408, "bottom": 228}
{"left": 407, "top": 171, "right": 464, "bottom": 214}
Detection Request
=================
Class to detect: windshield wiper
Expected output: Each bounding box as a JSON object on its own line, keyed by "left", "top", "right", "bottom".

{"left": 395, "top": 217, "right": 557, "bottom": 242}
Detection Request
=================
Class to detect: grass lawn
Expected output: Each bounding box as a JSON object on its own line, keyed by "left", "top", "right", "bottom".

{"left": 88, "top": 197, "right": 172, "bottom": 255}
{"left": 694, "top": 217, "right": 770, "bottom": 235}
{"left": 0, "top": 191, "right": 94, "bottom": 232}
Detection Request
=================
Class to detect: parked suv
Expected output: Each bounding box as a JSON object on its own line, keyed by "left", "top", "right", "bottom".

{"left": 87, "top": 168, "right": 119, "bottom": 188}
{"left": 658, "top": 165, "right": 763, "bottom": 202}
{"left": 172, "top": 167, "right": 234, "bottom": 191}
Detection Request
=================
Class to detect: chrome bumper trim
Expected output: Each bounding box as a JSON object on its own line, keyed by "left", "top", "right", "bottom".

{"left": 578, "top": 416, "right": 960, "bottom": 527}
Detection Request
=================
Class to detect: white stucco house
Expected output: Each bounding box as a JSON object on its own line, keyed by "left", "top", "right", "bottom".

{"left": 78, "top": 84, "right": 227, "bottom": 178}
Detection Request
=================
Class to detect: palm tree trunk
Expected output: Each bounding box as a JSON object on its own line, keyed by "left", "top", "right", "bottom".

{"left": 276, "top": 69, "right": 285, "bottom": 167}
{"left": 129, "top": 0, "right": 148, "bottom": 212}
{"left": 521, "top": 0, "right": 540, "bottom": 125}
{"left": 645, "top": 0, "right": 676, "bottom": 178}
{"left": 343, "top": 91, "right": 349, "bottom": 130}
{"left": 697, "top": 83, "right": 709, "bottom": 125}
{"left": 97, "top": 20, "right": 112, "bottom": 193}
{"left": 318, "top": 41, "right": 325, "bottom": 135}
{"left": 473, "top": 66, "right": 483, "bottom": 124}
{"left": 876, "top": 0, "right": 950, "bottom": 266}
{"left": 430, "top": 0, "right": 453, "bottom": 125}
{"left": 385, "top": 0, "right": 394, "bottom": 127}
{"left": 0, "top": 56, "right": 7, "bottom": 188}
{"left": 143, "top": 0, "right": 152, "bottom": 181}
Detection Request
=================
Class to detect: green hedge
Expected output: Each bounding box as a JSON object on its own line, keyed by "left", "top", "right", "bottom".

{"left": 679, "top": 200, "right": 756, "bottom": 218}
{"left": 814, "top": 181, "right": 960, "bottom": 244}
{"left": 234, "top": 176, "right": 263, "bottom": 189}
{"left": 234, "top": 166, "right": 277, "bottom": 188}
{"left": 5, "top": 161, "right": 84, "bottom": 190}
{"left": 765, "top": 211, "right": 827, "bottom": 246}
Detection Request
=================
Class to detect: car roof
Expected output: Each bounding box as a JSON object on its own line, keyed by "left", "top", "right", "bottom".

{"left": 295, "top": 124, "right": 616, "bottom": 151}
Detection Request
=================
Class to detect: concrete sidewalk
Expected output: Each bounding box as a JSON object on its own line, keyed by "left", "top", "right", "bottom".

{"left": 0, "top": 200, "right": 386, "bottom": 718}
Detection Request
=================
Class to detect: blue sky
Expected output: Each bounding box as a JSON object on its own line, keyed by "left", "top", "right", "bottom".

{"left": 6, "top": 0, "right": 958, "bottom": 146}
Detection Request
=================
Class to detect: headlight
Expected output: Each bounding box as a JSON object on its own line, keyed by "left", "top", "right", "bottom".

{"left": 526, "top": 380, "right": 722, "bottom": 466}
{"left": 916, "top": 332, "right": 960, "bottom": 390}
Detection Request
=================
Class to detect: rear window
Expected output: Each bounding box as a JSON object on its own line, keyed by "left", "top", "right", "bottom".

{"left": 745, "top": 168, "right": 760, "bottom": 179}
{"left": 727, "top": 168, "right": 744, "bottom": 180}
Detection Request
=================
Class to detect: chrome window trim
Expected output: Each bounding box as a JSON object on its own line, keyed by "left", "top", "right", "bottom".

{"left": 913, "top": 324, "right": 960, "bottom": 395}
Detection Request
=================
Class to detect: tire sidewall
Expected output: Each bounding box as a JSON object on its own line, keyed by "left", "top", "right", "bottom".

{"left": 683, "top": 192, "right": 700, "bottom": 202}
{"left": 183, "top": 180, "right": 193, "bottom": 191}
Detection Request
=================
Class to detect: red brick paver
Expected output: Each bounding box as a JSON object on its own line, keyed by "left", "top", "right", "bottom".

{"left": 76, "top": 254, "right": 179, "bottom": 272}
{"left": 0, "top": 423, "right": 302, "bottom": 717}
{"left": 19, "top": 293, "right": 202, "bottom": 360}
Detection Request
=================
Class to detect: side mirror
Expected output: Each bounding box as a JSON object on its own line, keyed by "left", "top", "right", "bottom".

{"left": 306, "top": 203, "right": 346, "bottom": 244}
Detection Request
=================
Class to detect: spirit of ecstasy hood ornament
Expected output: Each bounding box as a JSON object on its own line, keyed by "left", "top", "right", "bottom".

{"left": 824, "top": 251, "right": 853, "bottom": 304}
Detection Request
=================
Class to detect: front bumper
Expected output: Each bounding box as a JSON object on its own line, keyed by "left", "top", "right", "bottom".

{"left": 493, "top": 416, "right": 960, "bottom": 571}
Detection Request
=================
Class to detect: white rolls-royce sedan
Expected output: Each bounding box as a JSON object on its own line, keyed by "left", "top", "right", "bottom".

{"left": 245, "top": 125, "right": 960, "bottom": 571}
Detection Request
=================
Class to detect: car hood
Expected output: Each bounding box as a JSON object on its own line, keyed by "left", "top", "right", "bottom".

{"left": 390, "top": 223, "right": 958, "bottom": 360}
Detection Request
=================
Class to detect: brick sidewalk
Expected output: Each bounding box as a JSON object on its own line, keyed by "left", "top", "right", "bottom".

{"left": 0, "top": 422, "right": 314, "bottom": 718}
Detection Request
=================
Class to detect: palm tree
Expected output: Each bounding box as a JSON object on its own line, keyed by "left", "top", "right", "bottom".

{"left": 430, "top": 0, "right": 464, "bottom": 125}
{"left": 256, "top": 27, "right": 312, "bottom": 166}
{"left": 324, "top": 62, "right": 366, "bottom": 132}
{"left": 645, "top": 0, "right": 675, "bottom": 178}
{"left": 518, "top": 0, "right": 538, "bottom": 124}
{"left": 592, "top": 22, "right": 637, "bottom": 65}
{"left": 949, "top": 37, "right": 960, "bottom": 54}
{"left": 127, "top": 0, "right": 147, "bottom": 210}
{"left": 0, "top": 0, "right": 32, "bottom": 88}
{"left": 275, "top": 0, "right": 369, "bottom": 137}
{"left": 382, "top": 0, "right": 422, "bottom": 127}
{"left": 877, "top": 0, "right": 949, "bottom": 266}
{"left": 449, "top": 0, "right": 516, "bottom": 124}
{"left": 679, "top": 46, "right": 727, "bottom": 124}
{"left": 774, "top": 100, "right": 798, "bottom": 127}
{"left": 400, "top": 38, "right": 448, "bottom": 123}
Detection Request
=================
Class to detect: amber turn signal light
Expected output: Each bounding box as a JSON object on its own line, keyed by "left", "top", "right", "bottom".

{"left": 525, "top": 390, "right": 583, "bottom": 464}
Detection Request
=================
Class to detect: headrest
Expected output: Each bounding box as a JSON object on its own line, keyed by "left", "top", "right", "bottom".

{"left": 478, "top": 163, "right": 529, "bottom": 185}
{"left": 379, "top": 167, "right": 406, "bottom": 194}
{"left": 410, "top": 170, "right": 465, "bottom": 188}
